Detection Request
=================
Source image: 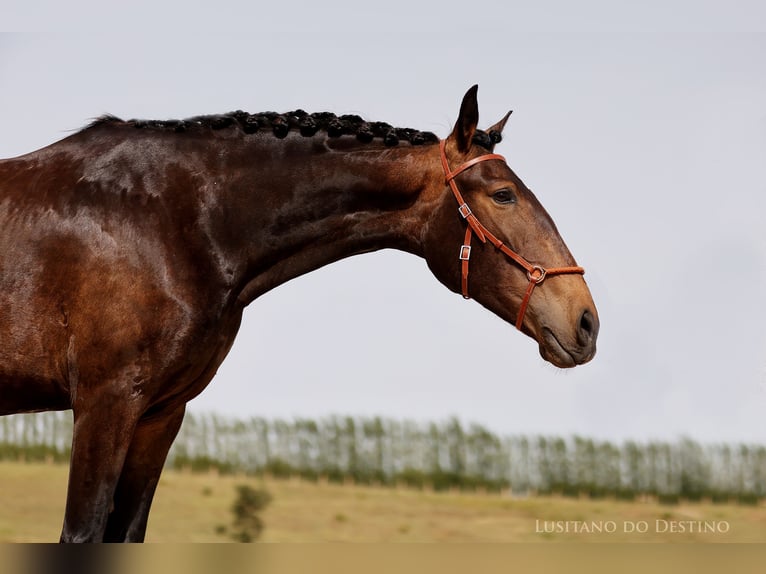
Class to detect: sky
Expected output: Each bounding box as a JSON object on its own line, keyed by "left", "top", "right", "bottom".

{"left": 2, "top": 2, "right": 765, "bottom": 444}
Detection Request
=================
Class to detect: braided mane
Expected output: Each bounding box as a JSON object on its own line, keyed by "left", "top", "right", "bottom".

{"left": 86, "top": 110, "right": 501, "bottom": 148}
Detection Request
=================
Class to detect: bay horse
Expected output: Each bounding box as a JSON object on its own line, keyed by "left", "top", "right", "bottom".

{"left": 0, "top": 85, "right": 598, "bottom": 542}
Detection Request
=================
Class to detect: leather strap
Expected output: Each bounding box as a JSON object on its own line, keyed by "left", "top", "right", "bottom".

{"left": 459, "top": 225, "right": 472, "bottom": 298}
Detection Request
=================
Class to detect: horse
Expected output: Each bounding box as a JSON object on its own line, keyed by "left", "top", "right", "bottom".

{"left": 0, "top": 85, "right": 598, "bottom": 542}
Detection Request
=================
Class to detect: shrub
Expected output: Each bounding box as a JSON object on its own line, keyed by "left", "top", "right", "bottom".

{"left": 229, "top": 485, "right": 273, "bottom": 543}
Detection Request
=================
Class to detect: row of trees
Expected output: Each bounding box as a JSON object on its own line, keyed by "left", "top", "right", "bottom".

{"left": 0, "top": 411, "right": 72, "bottom": 463}
{"left": 1, "top": 411, "right": 764, "bottom": 504}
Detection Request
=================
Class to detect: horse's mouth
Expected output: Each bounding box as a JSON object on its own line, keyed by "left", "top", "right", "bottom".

{"left": 539, "top": 327, "right": 591, "bottom": 368}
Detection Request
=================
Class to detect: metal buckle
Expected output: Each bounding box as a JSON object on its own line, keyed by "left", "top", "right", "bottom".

{"left": 459, "top": 245, "right": 471, "bottom": 260}
{"left": 458, "top": 203, "right": 472, "bottom": 219}
{"left": 527, "top": 265, "right": 547, "bottom": 284}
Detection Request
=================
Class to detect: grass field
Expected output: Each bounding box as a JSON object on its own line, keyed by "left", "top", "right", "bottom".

{"left": 0, "top": 462, "right": 763, "bottom": 542}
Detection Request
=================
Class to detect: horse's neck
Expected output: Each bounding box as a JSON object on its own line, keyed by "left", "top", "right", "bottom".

{"left": 212, "top": 137, "right": 440, "bottom": 304}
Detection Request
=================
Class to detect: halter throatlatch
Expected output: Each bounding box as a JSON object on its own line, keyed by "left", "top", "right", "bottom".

{"left": 439, "top": 140, "right": 585, "bottom": 330}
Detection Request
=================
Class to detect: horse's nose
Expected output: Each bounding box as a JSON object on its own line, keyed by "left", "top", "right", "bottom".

{"left": 577, "top": 309, "right": 599, "bottom": 347}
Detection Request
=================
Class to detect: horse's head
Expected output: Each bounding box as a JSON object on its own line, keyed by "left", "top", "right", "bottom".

{"left": 422, "top": 86, "right": 598, "bottom": 367}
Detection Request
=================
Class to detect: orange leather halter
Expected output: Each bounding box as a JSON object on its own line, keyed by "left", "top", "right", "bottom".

{"left": 439, "top": 140, "right": 585, "bottom": 330}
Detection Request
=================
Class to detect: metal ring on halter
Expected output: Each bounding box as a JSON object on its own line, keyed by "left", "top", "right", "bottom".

{"left": 527, "top": 265, "right": 547, "bottom": 284}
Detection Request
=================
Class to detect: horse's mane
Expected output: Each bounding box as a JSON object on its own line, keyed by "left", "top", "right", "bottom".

{"left": 84, "top": 110, "right": 501, "bottom": 149}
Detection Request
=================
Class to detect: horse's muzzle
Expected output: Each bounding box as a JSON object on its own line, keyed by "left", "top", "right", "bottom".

{"left": 539, "top": 308, "right": 599, "bottom": 368}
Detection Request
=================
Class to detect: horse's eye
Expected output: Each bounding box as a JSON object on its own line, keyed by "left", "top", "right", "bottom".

{"left": 492, "top": 189, "right": 516, "bottom": 205}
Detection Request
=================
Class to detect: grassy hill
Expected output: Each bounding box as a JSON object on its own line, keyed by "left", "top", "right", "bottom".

{"left": 0, "top": 462, "right": 763, "bottom": 543}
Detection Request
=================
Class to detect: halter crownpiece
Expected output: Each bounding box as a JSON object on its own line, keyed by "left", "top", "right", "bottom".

{"left": 438, "top": 140, "right": 585, "bottom": 330}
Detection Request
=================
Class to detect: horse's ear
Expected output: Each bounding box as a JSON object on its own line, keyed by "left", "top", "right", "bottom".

{"left": 485, "top": 110, "right": 513, "bottom": 150}
{"left": 487, "top": 110, "right": 513, "bottom": 136}
{"left": 449, "top": 85, "right": 480, "bottom": 153}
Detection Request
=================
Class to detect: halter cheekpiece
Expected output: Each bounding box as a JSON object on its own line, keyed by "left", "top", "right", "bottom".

{"left": 438, "top": 139, "right": 585, "bottom": 330}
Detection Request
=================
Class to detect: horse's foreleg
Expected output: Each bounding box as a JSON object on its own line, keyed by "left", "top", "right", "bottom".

{"left": 59, "top": 398, "right": 143, "bottom": 543}
{"left": 103, "top": 404, "right": 186, "bottom": 542}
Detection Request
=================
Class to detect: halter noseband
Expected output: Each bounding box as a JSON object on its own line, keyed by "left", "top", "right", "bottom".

{"left": 439, "top": 140, "right": 584, "bottom": 330}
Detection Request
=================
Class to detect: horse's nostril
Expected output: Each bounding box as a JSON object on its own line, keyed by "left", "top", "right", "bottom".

{"left": 578, "top": 309, "right": 597, "bottom": 345}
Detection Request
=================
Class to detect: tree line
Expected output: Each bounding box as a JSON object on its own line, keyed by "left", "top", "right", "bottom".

{"left": 0, "top": 411, "right": 763, "bottom": 504}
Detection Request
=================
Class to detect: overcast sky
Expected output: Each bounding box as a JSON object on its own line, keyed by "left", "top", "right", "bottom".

{"left": 2, "top": 2, "right": 765, "bottom": 443}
